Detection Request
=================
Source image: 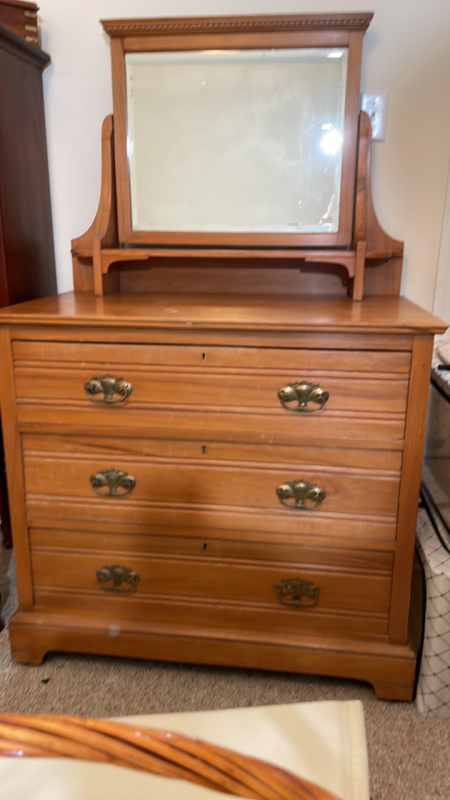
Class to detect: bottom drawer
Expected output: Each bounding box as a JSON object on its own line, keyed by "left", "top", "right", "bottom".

{"left": 31, "top": 546, "right": 392, "bottom": 637}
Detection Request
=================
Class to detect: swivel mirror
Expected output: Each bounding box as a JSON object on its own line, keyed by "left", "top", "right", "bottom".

{"left": 106, "top": 14, "right": 369, "bottom": 248}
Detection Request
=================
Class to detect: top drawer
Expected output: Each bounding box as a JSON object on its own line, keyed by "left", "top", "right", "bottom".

{"left": 12, "top": 341, "right": 410, "bottom": 442}
{"left": 13, "top": 340, "right": 411, "bottom": 373}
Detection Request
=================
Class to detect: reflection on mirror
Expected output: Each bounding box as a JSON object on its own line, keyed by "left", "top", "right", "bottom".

{"left": 126, "top": 48, "right": 348, "bottom": 235}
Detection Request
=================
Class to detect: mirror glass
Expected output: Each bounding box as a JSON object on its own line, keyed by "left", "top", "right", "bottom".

{"left": 126, "top": 48, "right": 348, "bottom": 235}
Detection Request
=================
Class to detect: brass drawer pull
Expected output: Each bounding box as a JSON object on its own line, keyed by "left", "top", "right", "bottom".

{"left": 90, "top": 468, "right": 136, "bottom": 497}
{"left": 274, "top": 578, "right": 320, "bottom": 607}
{"left": 276, "top": 480, "right": 325, "bottom": 510}
{"left": 85, "top": 374, "right": 132, "bottom": 404}
{"left": 278, "top": 381, "right": 329, "bottom": 412}
{"left": 96, "top": 565, "right": 140, "bottom": 593}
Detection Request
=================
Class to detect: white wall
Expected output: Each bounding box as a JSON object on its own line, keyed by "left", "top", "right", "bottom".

{"left": 433, "top": 168, "right": 450, "bottom": 327}
{"left": 39, "top": 0, "right": 450, "bottom": 312}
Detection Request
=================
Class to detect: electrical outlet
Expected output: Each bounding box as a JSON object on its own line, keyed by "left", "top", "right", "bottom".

{"left": 361, "top": 92, "right": 389, "bottom": 141}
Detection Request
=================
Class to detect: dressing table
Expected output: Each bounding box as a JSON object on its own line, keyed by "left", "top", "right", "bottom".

{"left": 0, "top": 12, "right": 445, "bottom": 700}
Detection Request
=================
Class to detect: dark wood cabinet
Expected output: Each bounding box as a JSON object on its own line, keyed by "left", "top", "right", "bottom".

{"left": 0, "top": 23, "right": 56, "bottom": 551}
{"left": 0, "top": 23, "right": 56, "bottom": 307}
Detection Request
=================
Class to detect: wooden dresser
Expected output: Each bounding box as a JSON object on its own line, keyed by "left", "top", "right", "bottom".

{"left": 0, "top": 292, "right": 444, "bottom": 699}
{"left": 0, "top": 13, "right": 446, "bottom": 700}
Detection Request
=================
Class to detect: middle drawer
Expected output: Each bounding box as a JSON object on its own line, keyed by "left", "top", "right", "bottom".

{"left": 23, "top": 434, "right": 401, "bottom": 530}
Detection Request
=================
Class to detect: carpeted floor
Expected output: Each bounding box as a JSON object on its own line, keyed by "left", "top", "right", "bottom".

{"left": 1, "top": 544, "right": 449, "bottom": 800}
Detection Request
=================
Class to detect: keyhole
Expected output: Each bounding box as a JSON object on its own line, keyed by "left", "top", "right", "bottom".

{"left": 203, "top": 543, "right": 207, "bottom": 551}
{"left": 201, "top": 353, "right": 206, "bottom": 362}
{"left": 202, "top": 445, "right": 208, "bottom": 454}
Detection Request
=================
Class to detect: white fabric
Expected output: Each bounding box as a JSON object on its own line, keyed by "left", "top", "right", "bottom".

{"left": 416, "top": 343, "right": 450, "bottom": 716}
{"left": 436, "top": 341, "right": 450, "bottom": 373}
{"left": 0, "top": 701, "right": 369, "bottom": 799}
{"left": 416, "top": 501, "right": 450, "bottom": 717}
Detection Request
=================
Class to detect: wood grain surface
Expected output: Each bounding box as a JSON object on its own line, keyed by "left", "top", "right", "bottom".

{"left": 0, "top": 292, "right": 446, "bottom": 334}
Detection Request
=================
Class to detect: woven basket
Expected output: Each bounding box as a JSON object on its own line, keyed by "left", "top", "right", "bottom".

{"left": 0, "top": 713, "right": 340, "bottom": 800}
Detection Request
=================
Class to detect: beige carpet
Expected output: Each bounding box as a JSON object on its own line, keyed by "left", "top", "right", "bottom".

{"left": 1, "top": 545, "right": 449, "bottom": 800}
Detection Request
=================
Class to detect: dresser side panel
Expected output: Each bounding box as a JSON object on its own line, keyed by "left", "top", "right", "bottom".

{"left": 0, "top": 326, "right": 33, "bottom": 607}
{"left": 389, "top": 335, "right": 434, "bottom": 644}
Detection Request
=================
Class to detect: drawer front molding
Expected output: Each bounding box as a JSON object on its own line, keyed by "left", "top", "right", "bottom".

{"left": 12, "top": 340, "right": 412, "bottom": 373}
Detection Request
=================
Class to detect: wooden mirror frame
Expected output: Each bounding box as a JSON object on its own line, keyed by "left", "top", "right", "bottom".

{"left": 103, "top": 13, "right": 373, "bottom": 250}
{"left": 72, "top": 12, "right": 404, "bottom": 299}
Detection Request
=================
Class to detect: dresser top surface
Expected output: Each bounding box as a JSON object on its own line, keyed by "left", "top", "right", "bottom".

{"left": 0, "top": 291, "right": 446, "bottom": 334}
